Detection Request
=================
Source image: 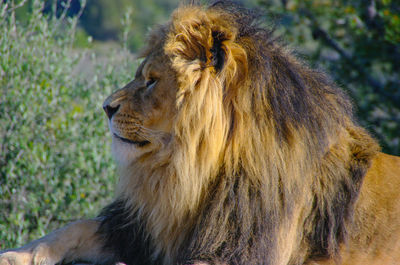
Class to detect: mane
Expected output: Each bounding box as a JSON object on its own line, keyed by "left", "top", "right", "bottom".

{"left": 99, "top": 2, "right": 379, "bottom": 264}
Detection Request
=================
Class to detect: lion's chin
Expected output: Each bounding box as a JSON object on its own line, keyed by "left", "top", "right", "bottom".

{"left": 110, "top": 134, "right": 152, "bottom": 166}
{"left": 113, "top": 133, "right": 150, "bottom": 147}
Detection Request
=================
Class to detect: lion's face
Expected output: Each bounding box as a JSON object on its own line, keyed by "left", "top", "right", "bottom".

{"left": 103, "top": 52, "right": 176, "bottom": 164}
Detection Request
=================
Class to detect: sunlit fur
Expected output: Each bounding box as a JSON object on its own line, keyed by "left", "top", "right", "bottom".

{"left": 99, "top": 2, "right": 394, "bottom": 265}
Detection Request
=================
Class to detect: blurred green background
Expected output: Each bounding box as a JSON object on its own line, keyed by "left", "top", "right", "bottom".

{"left": 0, "top": 0, "right": 399, "bottom": 248}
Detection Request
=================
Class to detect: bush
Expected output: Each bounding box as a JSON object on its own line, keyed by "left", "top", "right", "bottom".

{"left": 260, "top": 0, "right": 400, "bottom": 155}
{"left": 0, "top": 0, "right": 138, "bottom": 248}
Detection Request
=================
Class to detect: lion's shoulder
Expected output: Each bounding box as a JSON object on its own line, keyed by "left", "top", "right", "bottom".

{"left": 362, "top": 152, "right": 400, "bottom": 202}
{"left": 334, "top": 152, "right": 400, "bottom": 264}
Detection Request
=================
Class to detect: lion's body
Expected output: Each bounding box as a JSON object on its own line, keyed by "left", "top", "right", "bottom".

{"left": 324, "top": 153, "right": 400, "bottom": 265}
{"left": 1, "top": 2, "right": 400, "bottom": 265}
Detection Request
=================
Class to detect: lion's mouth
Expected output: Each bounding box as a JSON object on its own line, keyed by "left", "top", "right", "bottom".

{"left": 113, "top": 133, "right": 150, "bottom": 147}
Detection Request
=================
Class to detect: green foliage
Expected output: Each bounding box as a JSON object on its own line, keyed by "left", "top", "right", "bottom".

{"left": 0, "top": 0, "right": 138, "bottom": 248}
{"left": 260, "top": 0, "right": 400, "bottom": 155}
{"left": 79, "top": 0, "right": 179, "bottom": 51}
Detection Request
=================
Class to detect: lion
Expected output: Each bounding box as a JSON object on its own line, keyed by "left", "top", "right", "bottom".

{"left": 1, "top": 2, "right": 400, "bottom": 265}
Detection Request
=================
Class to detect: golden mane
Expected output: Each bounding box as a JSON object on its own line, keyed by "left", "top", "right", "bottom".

{"left": 99, "top": 3, "right": 380, "bottom": 264}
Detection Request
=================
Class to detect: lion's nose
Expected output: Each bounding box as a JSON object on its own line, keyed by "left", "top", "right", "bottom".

{"left": 103, "top": 104, "right": 120, "bottom": 119}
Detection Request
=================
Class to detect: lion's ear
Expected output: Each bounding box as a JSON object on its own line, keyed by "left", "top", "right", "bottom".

{"left": 165, "top": 7, "right": 247, "bottom": 92}
{"left": 209, "top": 30, "right": 226, "bottom": 72}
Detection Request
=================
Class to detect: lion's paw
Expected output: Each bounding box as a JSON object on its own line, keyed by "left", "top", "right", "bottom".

{"left": 0, "top": 245, "right": 58, "bottom": 265}
{"left": 0, "top": 251, "right": 30, "bottom": 265}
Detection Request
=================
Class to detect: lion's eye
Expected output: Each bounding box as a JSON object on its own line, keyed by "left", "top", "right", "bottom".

{"left": 145, "top": 78, "right": 157, "bottom": 90}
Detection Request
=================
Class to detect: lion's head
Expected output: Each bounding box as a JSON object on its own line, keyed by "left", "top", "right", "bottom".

{"left": 103, "top": 44, "right": 176, "bottom": 164}
{"left": 100, "top": 2, "right": 379, "bottom": 265}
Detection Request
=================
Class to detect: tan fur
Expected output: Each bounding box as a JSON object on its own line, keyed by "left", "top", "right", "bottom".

{"left": 308, "top": 154, "right": 400, "bottom": 265}
{"left": 1, "top": 4, "right": 400, "bottom": 265}
{"left": 338, "top": 153, "right": 400, "bottom": 264}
